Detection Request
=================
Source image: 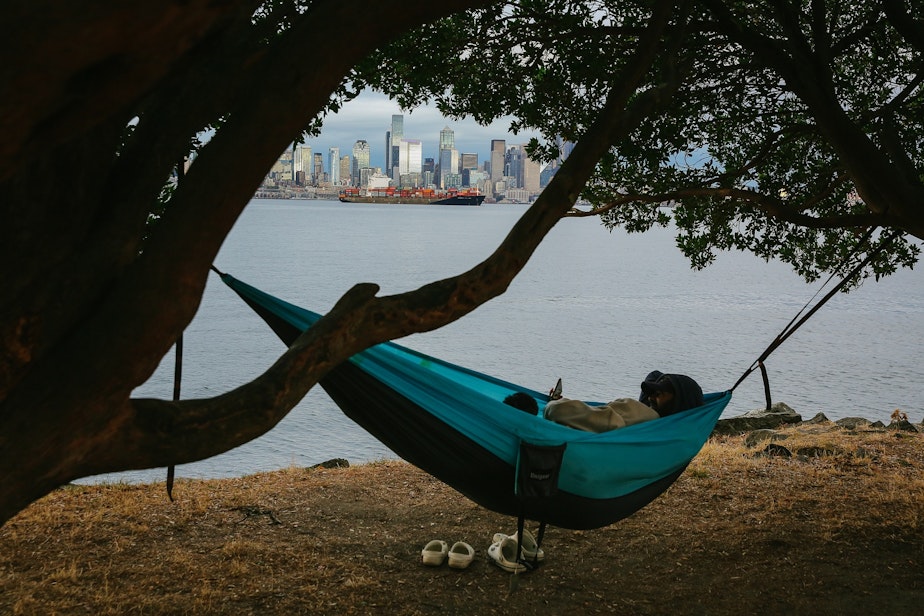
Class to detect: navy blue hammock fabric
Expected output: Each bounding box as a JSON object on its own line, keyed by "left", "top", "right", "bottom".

{"left": 220, "top": 273, "right": 732, "bottom": 530}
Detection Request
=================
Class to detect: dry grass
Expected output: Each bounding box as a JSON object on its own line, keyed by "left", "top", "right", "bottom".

{"left": 1, "top": 424, "right": 923, "bottom": 615}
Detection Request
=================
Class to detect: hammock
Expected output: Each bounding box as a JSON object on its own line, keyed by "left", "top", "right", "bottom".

{"left": 218, "top": 272, "right": 732, "bottom": 530}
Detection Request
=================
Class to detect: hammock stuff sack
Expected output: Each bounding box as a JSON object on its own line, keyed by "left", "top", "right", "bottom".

{"left": 220, "top": 273, "right": 732, "bottom": 530}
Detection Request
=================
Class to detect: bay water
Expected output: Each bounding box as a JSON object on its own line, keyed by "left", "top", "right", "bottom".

{"left": 88, "top": 199, "right": 924, "bottom": 483}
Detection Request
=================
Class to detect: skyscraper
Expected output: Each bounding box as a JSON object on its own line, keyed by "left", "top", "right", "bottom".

{"left": 312, "top": 152, "right": 324, "bottom": 183}
{"left": 293, "top": 146, "right": 312, "bottom": 185}
{"left": 438, "top": 126, "right": 457, "bottom": 189}
{"left": 460, "top": 153, "right": 478, "bottom": 172}
{"left": 490, "top": 139, "right": 506, "bottom": 184}
{"left": 439, "top": 126, "right": 455, "bottom": 151}
{"left": 339, "top": 155, "right": 351, "bottom": 187}
{"left": 352, "top": 140, "right": 370, "bottom": 186}
{"left": 388, "top": 115, "right": 403, "bottom": 179}
{"left": 329, "top": 147, "right": 340, "bottom": 185}
{"left": 399, "top": 139, "right": 423, "bottom": 175}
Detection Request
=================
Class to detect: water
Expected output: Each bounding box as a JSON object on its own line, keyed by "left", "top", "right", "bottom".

{"left": 85, "top": 199, "right": 924, "bottom": 483}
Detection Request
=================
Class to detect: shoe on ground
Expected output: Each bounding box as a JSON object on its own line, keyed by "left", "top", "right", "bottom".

{"left": 447, "top": 541, "right": 475, "bottom": 569}
{"left": 487, "top": 536, "right": 528, "bottom": 573}
{"left": 491, "top": 529, "right": 545, "bottom": 562}
{"left": 421, "top": 539, "right": 449, "bottom": 566}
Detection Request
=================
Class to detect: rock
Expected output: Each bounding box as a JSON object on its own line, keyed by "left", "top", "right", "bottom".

{"left": 713, "top": 402, "right": 802, "bottom": 436}
{"left": 836, "top": 417, "right": 872, "bottom": 430}
{"left": 755, "top": 443, "right": 792, "bottom": 458}
{"left": 311, "top": 458, "right": 350, "bottom": 469}
{"left": 802, "top": 412, "right": 830, "bottom": 425}
{"left": 744, "top": 429, "right": 788, "bottom": 448}
{"left": 888, "top": 420, "right": 921, "bottom": 433}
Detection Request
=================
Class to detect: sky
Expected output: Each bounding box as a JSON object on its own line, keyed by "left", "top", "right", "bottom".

{"left": 301, "top": 91, "right": 542, "bottom": 170}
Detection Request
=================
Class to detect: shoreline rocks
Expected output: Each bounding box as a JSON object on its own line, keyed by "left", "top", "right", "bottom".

{"left": 714, "top": 403, "right": 923, "bottom": 438}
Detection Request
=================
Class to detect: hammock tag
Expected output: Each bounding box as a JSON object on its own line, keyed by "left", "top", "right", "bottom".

{"left": 516, "top": 442, "right": 567, "bottom": 499}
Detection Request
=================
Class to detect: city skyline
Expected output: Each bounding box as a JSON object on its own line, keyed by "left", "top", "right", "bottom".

{"left": 302, "top": 91, "right": 542, "bottom": 171}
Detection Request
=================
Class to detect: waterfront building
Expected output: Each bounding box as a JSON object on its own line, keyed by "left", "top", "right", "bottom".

{"left": 460, "top": 152, "right": 478, "bottom": 172}
{"left": 399, "top": 172, "right": 423, "bottom": 188}
{"left": 398, "top": 138, "right": 423, "bottom": 179}
{"left": 269, "top": 149, "right": 294, "bottom": 183}
{"left": 367, "top": 172, "right": 391, "bottom": 189}
{"left": 438, "top": 126, "right": 457, "bottom": 189}
{"left": 443, "top": 172, "right": 462, "bottom": 189}
{"left": 312, "top": 152, "right": 324, "bottom": 184}
{"left": 507, "top": 144, "right": 541, "bottom": 195}
{"left": 293, "top": 146, "right": 311, "bottom": 185}
{"left": 351, "top": 140, "right": 370, "bottom": 186}
{"left": 439, "top": 126, "right": 455, "bottom": 151}
{"left": 464, "top": 168, "right": 487, "bottom": 189}
{"left": 339, "top": 155, "right": 351, "bottom": 186}
{"left": 329, "top": 147, "right": 340, "bottom": 185}
{"left": 387, "top": 114, "right": 403, "bottom": 180}
{"left": 490, "top": 139, "right": 506, "bottom": 188}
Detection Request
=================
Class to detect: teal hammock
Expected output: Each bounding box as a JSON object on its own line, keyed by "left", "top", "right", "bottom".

{"left": 218, "top": 272, "right": 732, "bottom": 530}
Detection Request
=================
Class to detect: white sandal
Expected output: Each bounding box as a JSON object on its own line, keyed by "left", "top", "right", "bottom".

{"left": 447, "top": 541, "right": 475, "bottom": 569}
{"left": 487, "top": 536, "right": 528, "bottom": 573}
{"left": 420, "top": 539, "right": 449, "bottom": 566}
{"left": 491, "top": 529, "right": 545, "bottom": 562}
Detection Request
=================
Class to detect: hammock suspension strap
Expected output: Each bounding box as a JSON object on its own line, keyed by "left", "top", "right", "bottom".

{"left": 731, "top": 228, "right": 902, "bottom": 403}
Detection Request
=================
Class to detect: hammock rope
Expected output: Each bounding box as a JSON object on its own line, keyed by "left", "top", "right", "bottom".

{"left": 731, "top": 228, "right": 901, "bottom": 404}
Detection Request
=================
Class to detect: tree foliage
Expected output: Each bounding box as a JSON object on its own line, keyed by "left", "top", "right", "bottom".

{"left": 1, "top": 0, "right": 922, "bottom": 527}
{"left": 356, "top": 0, "right": 924, "bottom": 281}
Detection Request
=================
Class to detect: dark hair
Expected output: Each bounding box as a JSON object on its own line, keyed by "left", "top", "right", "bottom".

{"left": 639, "top": 370, "right": 664, "bottom": 404}
{"left": 503, "top": 392, "right": 538, "bottom": 415}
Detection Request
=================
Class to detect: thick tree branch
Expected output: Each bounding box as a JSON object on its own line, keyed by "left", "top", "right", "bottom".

{"left": 883, "top": 0, "right": 924, "bottom": 54}
{"left": 573, "top": 186, "right": 890, "bottom": 230}
{"left": 91, "top": 0, "right": 683, "bottom": 473}
{"left": 702, "top": 0, "right": 924, "bottom": 237}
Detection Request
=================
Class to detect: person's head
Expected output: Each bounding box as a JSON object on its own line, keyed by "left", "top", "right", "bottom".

{"left": 504, "top": 392, "right": 539, "bottom": 415}
{"left": 638, "top": 370, "right": 664, "bottom": 404}
{"left": 640, "top": 373, "right": 704, "bottom": 416}
{"left": 641, "top": 376, "right": 676, "bottom": 414}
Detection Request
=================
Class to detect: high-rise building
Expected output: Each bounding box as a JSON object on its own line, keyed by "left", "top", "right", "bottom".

{"left": 438, "top": 127, "right": 457, "bottom": 189}
{"left": 385, "top": 131, "right": 391, "bottom": 175}
{"left": 439, "top": 126, "right": 455, "bottom": 151}
{"left": 490, "top": 140, "right": 506, "bottom": 185}
{"left": 460, "top": 153, "right": 478, "bottom": 172}
{"left": 312, "top": 152, "right": 324, "bottom": 184}
{"left": 522, "top": 152, "right": 541, "bottom": 195}
{"left": 351, "top": 140, "right": 370, "bottom": 186}
{"left": 388, "top": 115, "right": 403, "bottom": 179}
{"left": 438, "top": 148, "right": 459, "bottom": 189}
{"left": 329, "top": 147, "right": 340, "bottom": 185}
{"left": 399, "top": 139, "right": 423, "bottom": 177}
{"left": 339, "top": 155, "right": 351, "bottom": 186}
{"left": 504, "top": 144, "right": 541, "bottom": 195}
{"left": 293, "top": 146, "right": 312, "bottom": 185}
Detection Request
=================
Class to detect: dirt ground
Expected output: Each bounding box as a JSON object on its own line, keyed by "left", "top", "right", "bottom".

{"left": 1, "top": 424, "right": 923, "bottom": 615}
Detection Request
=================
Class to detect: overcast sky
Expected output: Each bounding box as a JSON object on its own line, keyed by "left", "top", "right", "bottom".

{"left": 302, "top": 91, "right": 541, "bottom": 169}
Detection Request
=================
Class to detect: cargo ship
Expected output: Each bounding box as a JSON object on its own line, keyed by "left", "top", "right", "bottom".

{"left": 338, "top": 187, "right": 485, "bottom": 206}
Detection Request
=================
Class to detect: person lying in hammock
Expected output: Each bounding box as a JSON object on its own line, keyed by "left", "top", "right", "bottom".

{"left": 542, "top": 372, "right": 704, "bottom": 433}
